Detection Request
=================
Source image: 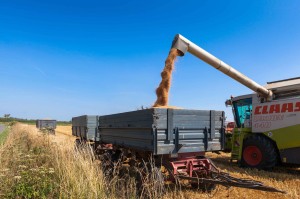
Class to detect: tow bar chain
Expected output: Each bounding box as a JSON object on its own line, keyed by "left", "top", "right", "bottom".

{"left": 178, "top": 171, "right": 285, "bottom": 193}
{"left": 178, "top": 159, "right": 286, "bottom": 194}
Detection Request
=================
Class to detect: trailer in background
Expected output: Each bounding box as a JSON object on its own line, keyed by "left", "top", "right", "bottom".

{"left": 36, "top": 119, "right": 56, "bottom": 134}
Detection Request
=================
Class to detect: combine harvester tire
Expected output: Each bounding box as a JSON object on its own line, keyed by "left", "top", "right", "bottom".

{"left": 242, "top": 135, "right": 278, "bottom": 169}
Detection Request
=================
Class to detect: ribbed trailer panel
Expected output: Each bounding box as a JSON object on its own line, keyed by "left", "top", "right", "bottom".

{"left": 98, "top": 108, "right": 225, "bottom": 155}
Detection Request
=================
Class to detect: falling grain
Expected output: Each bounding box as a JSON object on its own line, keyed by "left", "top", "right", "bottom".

{"left": 153, "top": 48, "right": 180, "bottom": 107}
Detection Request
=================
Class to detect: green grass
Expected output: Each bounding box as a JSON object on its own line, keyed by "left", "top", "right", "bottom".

{"left": 0, "top": 125, "right": 59, "bottom": 198}
{"left": 0, "top": 126, "right": 9, "bottom": 145}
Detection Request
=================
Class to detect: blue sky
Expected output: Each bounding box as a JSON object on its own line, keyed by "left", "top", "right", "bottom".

{"left": 1, "top": 1, "right": 300, "bottom": 121}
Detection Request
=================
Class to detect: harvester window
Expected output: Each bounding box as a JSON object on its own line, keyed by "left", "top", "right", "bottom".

{"left": 232, "top": 98, "right": 252, "bottom": 128}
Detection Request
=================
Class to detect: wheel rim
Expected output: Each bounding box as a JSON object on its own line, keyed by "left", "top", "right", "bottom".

{"left": 243, "top": 146, "right": 263, "bottom": 166}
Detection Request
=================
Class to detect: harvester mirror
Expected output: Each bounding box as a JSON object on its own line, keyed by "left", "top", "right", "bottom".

{"left": 225, "top": 99, "right": 232, "bottom": 107}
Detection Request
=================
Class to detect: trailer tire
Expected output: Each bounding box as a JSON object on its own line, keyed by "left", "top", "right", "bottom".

{"left": 75, "top": 138, "right": 87, "bottom": 149}
{"left": 75, "top": 138, "right": 82, "bottom": 147}
{"left": 241, "top": 135, "right": 277, "bottom": 169}
{"left": 101, "top": 151, "right": 114, "bottom": 178}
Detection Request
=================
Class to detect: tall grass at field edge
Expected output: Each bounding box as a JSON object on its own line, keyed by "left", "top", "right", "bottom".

{"left": 0, "top": 126, "right": 9, "bottom": 145}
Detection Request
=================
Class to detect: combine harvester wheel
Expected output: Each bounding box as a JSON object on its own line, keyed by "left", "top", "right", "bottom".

{"left": 242, "top": 135, "right": 278, "bottom": 169}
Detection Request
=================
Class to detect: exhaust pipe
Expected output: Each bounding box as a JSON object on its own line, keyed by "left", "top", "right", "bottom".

{"left": 172, "top": 34, "right": 273, "bottom": 101}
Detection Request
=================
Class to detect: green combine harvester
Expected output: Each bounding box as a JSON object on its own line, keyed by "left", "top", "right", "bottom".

{"left": 226, "top": 78, "right": 300, "bottom": 169}
{"left": 172, "top": 34, "right": 300, "bottom": 169}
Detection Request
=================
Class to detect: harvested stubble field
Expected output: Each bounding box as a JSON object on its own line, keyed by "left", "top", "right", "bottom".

{"left": 0, "top": 123, "right": 299, "bottom": 199}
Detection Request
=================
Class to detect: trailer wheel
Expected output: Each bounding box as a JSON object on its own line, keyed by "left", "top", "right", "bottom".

{"left": 241, "top": 135, "right": 277, "bottom": 169}
{"left": 101, "top": 150, "right": 114, "bottom": 178}
{"left": 75, "top": 138, "right": 82, "bottom": 147}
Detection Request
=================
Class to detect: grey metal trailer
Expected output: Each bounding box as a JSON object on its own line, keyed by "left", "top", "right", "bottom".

{"left": 98, "top": 108, "right": 225, "bottom": 156}
{"left": 36, "top": 119, "right": 57, "bottom": 134}
{"left": 72, "top": 115, "right": 99, "bottom": 141}
{"left": 72, "top": 108, "right": 225, "bottom": 155}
